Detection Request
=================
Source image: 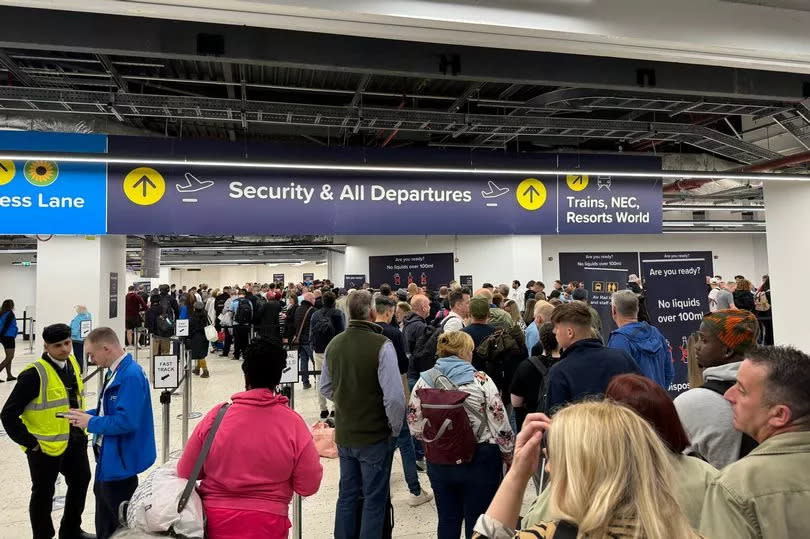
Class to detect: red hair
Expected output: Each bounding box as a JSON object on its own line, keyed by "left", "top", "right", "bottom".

{"left": 605, "top": 374, "right": 690, "bottom": 454}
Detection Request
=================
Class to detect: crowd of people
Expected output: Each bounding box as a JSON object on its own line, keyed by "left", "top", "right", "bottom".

{"left": 0, "top": 269, "right": 805, "bottom": 539}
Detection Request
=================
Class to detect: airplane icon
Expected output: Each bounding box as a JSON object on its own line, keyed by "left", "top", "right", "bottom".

{"left": 481, "top": 180, "right": 509, "bottom": 199}
{"left": 176, "top": 172, "right": 214, "bottom": 193}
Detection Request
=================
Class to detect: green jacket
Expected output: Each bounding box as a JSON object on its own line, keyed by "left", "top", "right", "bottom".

{"left": 523, "top": 453, "right": 716, "bottom": 530}
{"left": 699, "top": 431, "right": 810, "bottom": 539}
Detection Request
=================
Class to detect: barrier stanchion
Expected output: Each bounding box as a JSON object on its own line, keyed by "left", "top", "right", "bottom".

{"left": 82, "top": 365, "right": 104, "bottom": 399}
{"left": 27, "top": 319, "right": 35, "bottom": 354}
{"left": 133, "top": 328, "right": 141, "bottom": 362}
{"left": 160, "top": 390, "right": 171, "bottom": 463}
{"left": 285, "top": 381, "right": 303, "bottom": 539}
{"left": 176, "top": 340, "right": 202, "bottom": 448}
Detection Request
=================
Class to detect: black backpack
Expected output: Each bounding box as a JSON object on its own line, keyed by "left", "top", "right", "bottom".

{"left": 234, "top": 298, "right": 253, "bottom": 325}
{"left": 214, "top": 295, "right": 227, "bottom": 314}
{"left": 411, "top": 317, "right": 453, "bottom": 373}
{"left": 310, "top": 310, "right": 336, "bottom": 351}
{"left": 253, "top": 295, "right": 267, "bottom": 323}
{"left": 474, "top": 325, "right": 527, "bottom": 394}
{"left": 702, "top": 379, "right": 759, "bottom": 459}
{"left": 156, "top": 296, "right": 175, "bottom": 338}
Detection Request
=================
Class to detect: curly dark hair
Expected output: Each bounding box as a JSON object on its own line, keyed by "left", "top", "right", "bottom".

{"left": 242, "top": 337, "right": 287, "bottom": 390}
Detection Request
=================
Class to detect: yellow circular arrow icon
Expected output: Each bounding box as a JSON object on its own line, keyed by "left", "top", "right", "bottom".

{"left": 516, "top": 178, "right": 547, "bottom": 211}
{"left": 566, "top": 174, "right": 589, "bottom": 192}
{"left": 0, "top": 160, "right": 15, "bottom": 186}
{"left": 123, "top": 167, "right": 165, "bottom": 206}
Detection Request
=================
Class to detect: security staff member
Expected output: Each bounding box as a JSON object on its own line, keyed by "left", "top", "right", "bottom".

{"left": 65, "top": 327, "right": 156, "bottom": 539}
{"left": 1, "top": 323, "right": 94, "bottom": 539}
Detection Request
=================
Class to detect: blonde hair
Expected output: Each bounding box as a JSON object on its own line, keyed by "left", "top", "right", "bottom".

{"left": 396, "top": 301, "right": 411, "bottom": 313}
{"left": 502, "top": 299, "right": 521, "bottom": 324}
{"left": 548, "top": 401, "right": 699, "bottom": 539}
{"left": 436, "top": 331, "right": 474, "bottom": 360}
{"left": 534, "top": 300, "right": 554, "bottom": 322}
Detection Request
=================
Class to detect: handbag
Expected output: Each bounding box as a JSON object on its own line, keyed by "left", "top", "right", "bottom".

{"left": 204, "top": 315, "right": 218, "bottom": 343}
{"left": 119, "top": 402, "right": 231, "bottom": 537}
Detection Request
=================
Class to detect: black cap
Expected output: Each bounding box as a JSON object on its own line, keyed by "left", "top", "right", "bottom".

{"left": 42, "top": 323, "right": 71, "bottom": 344}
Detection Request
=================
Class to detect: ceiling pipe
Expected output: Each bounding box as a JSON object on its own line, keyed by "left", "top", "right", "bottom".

{"left": 663, "top": 149, "right": 810, "bottom": 193}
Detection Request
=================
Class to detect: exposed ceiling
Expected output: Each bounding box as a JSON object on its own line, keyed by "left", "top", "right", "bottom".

{"left": 0, "top": 5, "right": 798, "bottom": 246}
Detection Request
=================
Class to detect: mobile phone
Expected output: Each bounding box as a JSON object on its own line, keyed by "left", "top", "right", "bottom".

{"left": 55, "top": 412, "right": 69, "bottom": 418}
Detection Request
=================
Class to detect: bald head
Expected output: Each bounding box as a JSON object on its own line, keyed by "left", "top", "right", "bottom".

{"left": 474, "top": 288, "right": 493, "bottom": 301}
{"left": 410, "top": 294, "right": 430, "bottom": 318}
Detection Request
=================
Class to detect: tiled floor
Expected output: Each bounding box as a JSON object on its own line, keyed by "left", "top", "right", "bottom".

{"left": 0, "top": 342, "right": 536, "bottom": 538}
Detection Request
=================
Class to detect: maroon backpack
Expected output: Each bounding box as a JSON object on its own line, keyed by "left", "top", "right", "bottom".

{"left": 415, "top": 369, "right": 487, "bottom": 465}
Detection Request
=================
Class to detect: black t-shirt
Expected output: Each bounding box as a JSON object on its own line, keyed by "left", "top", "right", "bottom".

{"left": 510, "top": 354, "right": 557, "bottom": 430}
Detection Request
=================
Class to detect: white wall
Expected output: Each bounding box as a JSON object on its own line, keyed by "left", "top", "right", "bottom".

{"left": 0, "top": 253, "right": 37, "bottom": 318}
{"left": 125, "top": 266, "right": 170, "bottom": 291}
{"left": 541, "top": 233, "right": 768, "bottom": 283}
{"left": 35, "top": 235, "right": 126, "bottom": 338}
{"left": 167, "top": 262, "right": 328, "bottom": 289}
{"left": 340, "top": 235, "right": 543, "bottom": 290}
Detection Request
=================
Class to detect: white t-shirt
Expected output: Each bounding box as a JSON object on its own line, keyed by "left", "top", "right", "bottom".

{"left": 442, "top": 311, "right": 466, "bottom": 332}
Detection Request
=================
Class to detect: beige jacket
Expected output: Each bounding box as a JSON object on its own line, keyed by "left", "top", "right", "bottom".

{"left": 522, "top": 453, "right": 716, "bottom": 530}
{"left": 699, "top": 431, "right": 810, "bottom": 539}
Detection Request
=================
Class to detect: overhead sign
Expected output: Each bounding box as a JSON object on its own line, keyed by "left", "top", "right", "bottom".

{"left": 153, "top": 355, "right": 180, "bottom": 389}
{"left": 303, "top": 272, "right": 314, "bottom": 282}
{"left": 369, "top": 253, "right": 454, "bottom": 289}
{"left": 641, "top": 251, "right": 713, "bottom": 397}
{"left": 105, "top": 137, "right": 662, "bottom": 235}
{"left": 0, "top": 132, "right": 107, "bottom": 234}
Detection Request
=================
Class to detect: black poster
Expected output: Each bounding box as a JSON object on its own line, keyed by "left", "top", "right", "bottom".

{"left": 369, "top": 252, "right": 455, "bottom": 290}
{"left": 459, "top": 275, "right": 474, "bottom": 290}
{"left": 558, "top": 252, "right": 640, "bottom": 341}
{"left": 344, "top": 274, "right": 367, "bottom": 290}
{"left": 272, "top": 273, "right": 285, "bottom": 284}
{"left": 641, "top": 251, "right": 713, "bottom": 396}
{"left": 109, "top": 272, "right": 119, "bottom": 319}
{"left": 303, "top": 272, "right": 314, "bottom": 282}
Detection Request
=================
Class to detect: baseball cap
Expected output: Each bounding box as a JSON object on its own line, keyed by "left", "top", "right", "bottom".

{"left": 469, "top": 297, "right": 490, "bottom": 319}
{"left": 709, "top": 277, "right": 719, "bottom": 285}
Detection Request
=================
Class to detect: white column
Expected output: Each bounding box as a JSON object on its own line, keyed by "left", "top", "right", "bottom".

{"left": 36, "top": 235, "right": 127, "bottom": 340}
{"left": 763, "top": 182, "right": 807, "bottom": 351}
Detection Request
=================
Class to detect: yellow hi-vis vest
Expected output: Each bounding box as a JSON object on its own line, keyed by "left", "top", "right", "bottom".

{"left": 19, "top": 355, "right": 85, "bottom": 456}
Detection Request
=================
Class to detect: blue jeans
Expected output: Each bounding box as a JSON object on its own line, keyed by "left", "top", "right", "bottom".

{"left": 299, "top": 344, "right": 313, "bottom": 385}
{"left": 335, "top": 438, "right": 395, "bottom": 539}
{"left": 427, "top": 443, "right": 502, "bottom": 539}
{"left": 396, "top": 417, "right": 422, "bottom": 496}
{"left": 407, "top": 377, "right": 425, "bottom": 461}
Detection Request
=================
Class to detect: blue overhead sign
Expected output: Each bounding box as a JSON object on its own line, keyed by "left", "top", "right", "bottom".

{"left": 0, "top": 132, "right": 107, "bottom": 234}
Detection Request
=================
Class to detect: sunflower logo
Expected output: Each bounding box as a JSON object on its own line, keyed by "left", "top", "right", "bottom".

{"left": 24, "top": 160, "right": 59, "bottom": 187}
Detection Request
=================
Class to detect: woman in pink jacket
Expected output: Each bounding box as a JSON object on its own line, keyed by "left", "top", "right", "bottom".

{"left": 178, "top": 338, "right": 323, "bottom": 539}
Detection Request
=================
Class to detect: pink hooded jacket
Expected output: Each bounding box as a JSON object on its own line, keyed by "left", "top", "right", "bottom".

{"left": 177, "top": 388, "right": 323, "bottom": 517}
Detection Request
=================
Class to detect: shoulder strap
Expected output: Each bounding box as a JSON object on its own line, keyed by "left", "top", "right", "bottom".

{"left": 425, "top": 368, "right": 456, "bottom": 390}
{"left": 178, "top": 402, "right": 230, "bottom": 513}
{"left": 294, "top": 307, "right": 314, "bottom": 343}
{"left": 528, "top": 356, "right": 548, "bottom": 377}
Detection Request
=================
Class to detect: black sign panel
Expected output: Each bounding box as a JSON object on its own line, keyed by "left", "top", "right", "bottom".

{"left": 109, "top": 272, "right": 119, "bottom": 319}
{"left": 344, "top": 274, "right": 367, "bottom": 290}
{"left": 369, "top": 253, "right": 455, "bottom": 290}
{"left": 459, "top": 275, "right": 474, "bottom": 290}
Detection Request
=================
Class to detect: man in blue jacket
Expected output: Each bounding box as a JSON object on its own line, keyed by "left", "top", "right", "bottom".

{"left": 65, "top": 327, "right": 156, "bottom": 539}
{"left": 608, "top": 290, "right": 674, "bottom": 390}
